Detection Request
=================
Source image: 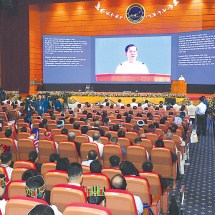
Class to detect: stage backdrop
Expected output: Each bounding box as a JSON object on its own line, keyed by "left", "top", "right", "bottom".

{"left": 29, "top": 0, "right": 215, "bottom": 89}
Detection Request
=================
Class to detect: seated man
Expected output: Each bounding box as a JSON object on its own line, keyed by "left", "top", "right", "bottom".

{"left": 0, "top": 152, "right": 13, "bottom": 180}
{"left": 110, "top": 136, "right": 126, "bottom": 156}
{"left": 90, "top": 160, "right": 102, "bottom": 173}
{"left": 119, "top": 161, "right": 139, "bottom": 176}
{"left": 142, "top": 161, "right": 169, "bottom": 194}
{"left": 110, "top": 174, "right": 143, "bottom": 215}
{"left": 22, "top": 169, "right": 39, "bottom": 181}
{"left": 109, "top": 155, "right": 120, "bottom": 169}
{"left": 81, "top": 150, "right": 98, "bottom": 167}
{"left": 92, "top": 133, "right": 104, "bottom": 158}
{"left": 67, "top": 162, "right": 83, "bottom": 186}
{"left": 68, "top": 132, "right": 81, "bottom": 156}
{"left": 26, "top": 175, "right": 62, "bottom": 214}
{"left": 28, "top": 151, "right": 42, "bottom": 174}
{"left": 133, "top": 138, "right": 150, "bottom": 160}
{"left": 56, "top": 158, "right": 69, "bottom": 172}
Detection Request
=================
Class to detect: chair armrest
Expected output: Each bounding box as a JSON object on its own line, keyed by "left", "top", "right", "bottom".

{"left": 151, "top": 195, "right": 161, "bottom": 215}
{"left": 142, "top": 208, "right": 149, "bottom": 215}
{"left": 152, "top": 195, "right": 160, "bottom": 206}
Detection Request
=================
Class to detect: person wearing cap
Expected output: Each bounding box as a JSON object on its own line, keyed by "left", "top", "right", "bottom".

{"left": 0, "top": 152, "right": 13, "bottom": 180}
{"left": 26, "top": 175, "right": 62, "bottom": 214}
{"left": 56, "top": 119, "right": 65, "bottom": 129}
{"left": 0, "top": 174, "right": 7, "bottom": 215}
{"left": 137, "top": 120, "right": 145, "bottom": 128}
{"left": 85, "top": 186, "right": 105, "bottom": 206}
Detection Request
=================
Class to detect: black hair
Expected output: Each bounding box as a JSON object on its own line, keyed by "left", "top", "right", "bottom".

{"left": 81, "top": 126, "right": 89, "bottom": 134}
{"left": 61, "top": 128, "right": 68, "bottom": 135}
{"left": 49, "top": 153, "right": 60, "bottom": 162}
{"left": 1, "top": 152, "right": 12, "bottom": 164}
{"left": 87, "top": 196, "right": 105, "bottom": 205}
{"left": 117, "top": 130, "right": 125, "bottom": 137}
{"left": 109, "top": 155, "right": 120, "bottom": 168}
{"left": 4, "top": 129, "right": 12, "bottom": 138}
{"left": 20, "top": 127, "right": 28, "bottom": 132}
{"left": 22, "top": 169, "right": 39, "bottom": 181}
{"left": 28, "top": 204, "right": 54, "bottom": 215}
{"left": 104, "top": 133, "right": 112, "bottom": 140}
{"left": 155, "top": 139, "right": 165, "bottom": 147}
{"left": 90, "top": 160, "right": 102, "bottom": 173}
{"left": 142, "top": 161, "right": 153, "bottom": 172}
{"left": 73, "top": 123, "right": 80, "bottom": 129}
{"left": 125, "top": 44, "right": 137, "bottom": 52}
{"left": 88, "top": 150, "right": 97, "bottom": 160}
{"left": 67, "top": 162, "right": 83, "bottom": 179}
{"left": 119, "top": 161, "right": 139, "bottom": 176}
{"left": 29, "top": 151, "right": 38, "bottom": 162}
{"left": 56, "top": 158, "right": 69, "bottom": 172}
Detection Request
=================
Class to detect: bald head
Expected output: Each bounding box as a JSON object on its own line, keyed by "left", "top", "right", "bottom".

{"left": 110, "top": 174, "right": 127, "bottom": 190}
{"left": 68, "top": 132, "right": 76, "bottom": 141}
{"left": 92, "top": 132, "right": 101, "bottom": 141}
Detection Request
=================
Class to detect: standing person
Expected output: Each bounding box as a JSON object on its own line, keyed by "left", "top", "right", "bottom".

{"left": 187, "top": 101, "right": 196, "bottom": 129}
{"left": 178, "top": 74, "right": 185, "bottom": 81}
{"left": 42, "top": 94, "right": 49, "bottom": 113}
{"left": 35, "top": 94, "right": 44, "bottom": 116}
{"left": 115, "top": 44, "right": 149, "bottom": 74}
{"left": 195, "top": 96, "right": 207, "bottom": 136}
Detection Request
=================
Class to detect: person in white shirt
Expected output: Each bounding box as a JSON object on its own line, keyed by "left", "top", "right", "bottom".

{"left": 178, "top": 74, "right": 185, "bottom": 81}
{"left": 92, "top": 133, "right": 104, "bottom": 158}
{"left": 81, "top": 150, "right": 98, "bottom": 167}
{"left": 116, "top": 99, "right": 124, "bottom": 108}
{"left": 130, "top": 98, "right": 138, "bottom": 109}
{"left": 115, "top": 44, "right": 149, "bottom": 74}
{"left": 67, "top": 162, "right": 83, "bottom": 186}
{"left": 0, "top": 174, "right": 7, "bottom": 215}
{"left": 195, "top": 96, "right": 207, "bottom": 136}
{"left": 26, "top": 175, "right": 62, "bottom": 215}
{"left": 0, "top": 152, "right": 13, "bottom": 180}
{"left": 81, "top": 126, "right": 93, "bottom": 142}
{"left": 187, "top": 101, "right": 196, "bottom": 127}
{"left": 110, "top": 174, "right": 143, "bottom": 215}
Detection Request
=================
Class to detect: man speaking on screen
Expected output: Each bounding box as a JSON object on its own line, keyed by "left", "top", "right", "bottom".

{"left": 115, "top": 44, "right": 149, "bottom": 74}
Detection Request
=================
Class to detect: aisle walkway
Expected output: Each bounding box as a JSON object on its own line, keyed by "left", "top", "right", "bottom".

{"left": 170, "top": 124, "right": 215, "bottom": 215}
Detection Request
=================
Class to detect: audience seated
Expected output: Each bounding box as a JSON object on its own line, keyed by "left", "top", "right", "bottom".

{"left": 90, "top": 160, "right": 102, "bottom": 173}
{"left": 109, "top": 155, "right": 120, "bottom": 168}
{"left": 49, "top": 154, "right": 60, "bottom": 163}
{"left": 81, "top": 150, "right": 98, "bottom": 167}
{"left": 68, "top": 132, "right": 81, "bottom": 156}
{"left": 56, "top": 158, "right": 69, "bottom": 172}
{"left": 28, "top": 151, "right": 42, "bottom": 174}
{"left": 0, "top": 152, "right": 13, "bottom": 180}
{"left": 25, "top": 175, "right": 62, "bottom": 214}
{"left": 67, "top": 162, "right": 83, "bottom": 186}
{"left": 110, "top": 174, "right": 143, "bottom": 215}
